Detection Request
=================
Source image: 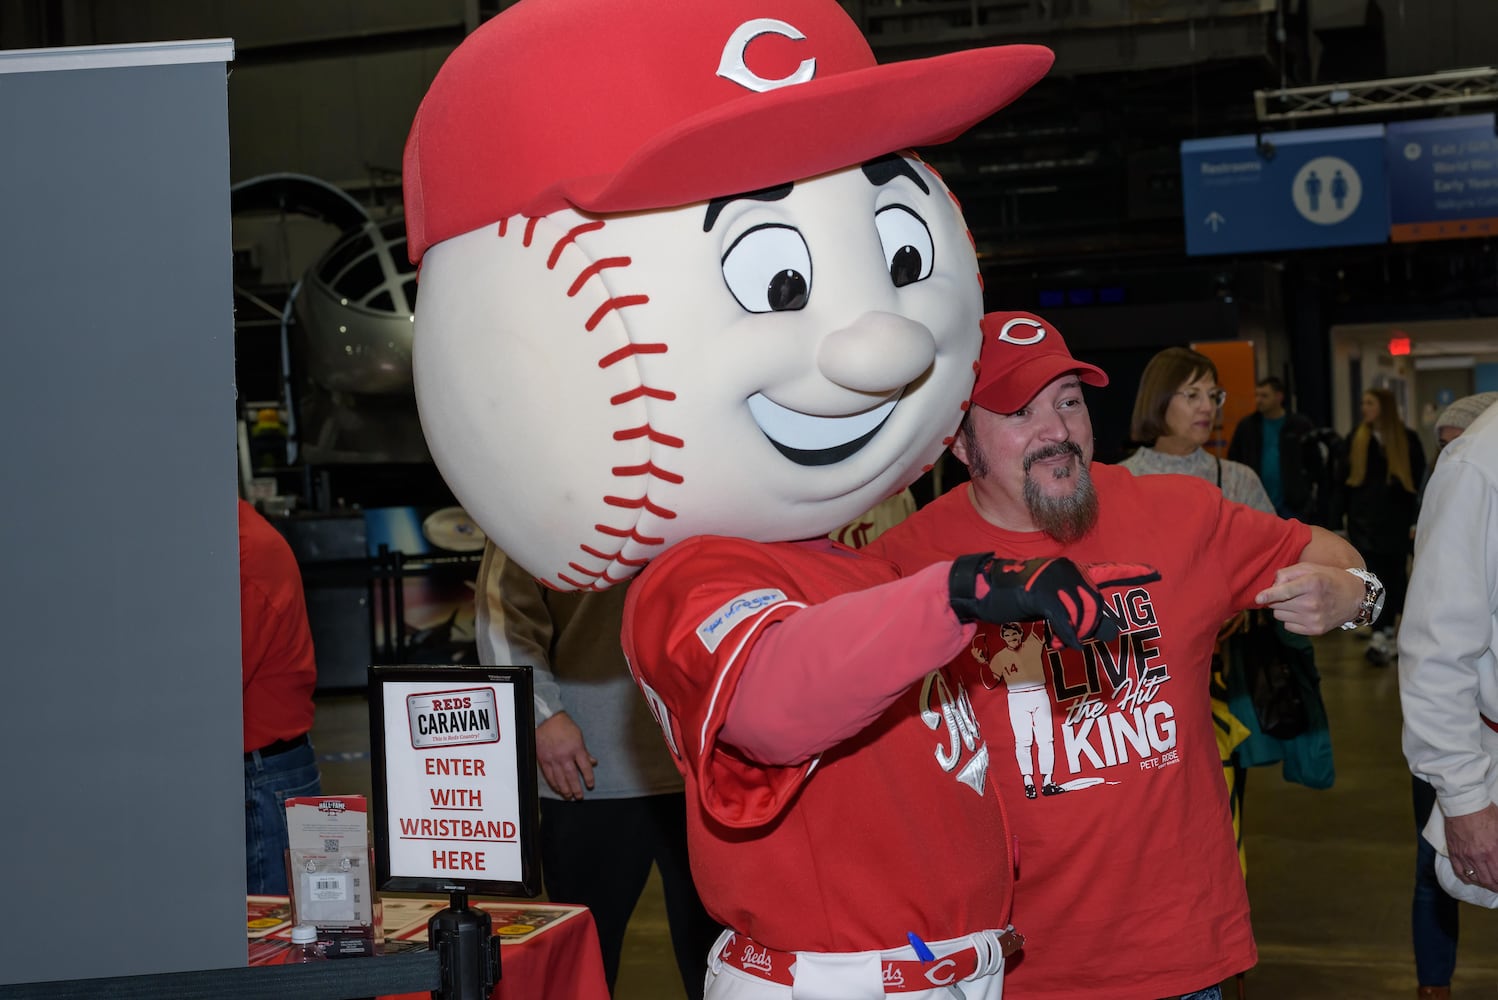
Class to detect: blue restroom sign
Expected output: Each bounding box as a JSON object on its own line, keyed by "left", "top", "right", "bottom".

{"left": 1180, "top": 124, "right": 1389, "bottom": 255}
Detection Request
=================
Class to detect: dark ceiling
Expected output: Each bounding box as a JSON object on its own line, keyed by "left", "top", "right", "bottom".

{"left": 840, "top": 1, "right": 1495, "bottom": 332}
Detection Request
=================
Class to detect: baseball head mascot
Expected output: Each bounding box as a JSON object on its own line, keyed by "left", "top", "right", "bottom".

{"left": 406, "top": 1, "right": 1156, "bottom": 995}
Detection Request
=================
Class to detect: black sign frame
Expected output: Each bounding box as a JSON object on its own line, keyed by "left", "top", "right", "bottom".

{"left": 369, "top": 664, "right": 540, "bottom": 896}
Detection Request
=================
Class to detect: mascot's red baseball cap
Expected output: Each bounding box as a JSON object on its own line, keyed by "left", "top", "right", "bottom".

{"left": 972, "top": 312, "right": 1108, "bottom": 414}
{"left": 403, "top": 0, "right": 1053, "bottom": 263}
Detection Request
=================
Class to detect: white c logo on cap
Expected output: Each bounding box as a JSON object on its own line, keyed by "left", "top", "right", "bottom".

{"left": 718, "top": 19, "right": 816, "bottom": 93}
{"left": 997, "top": 317, "right": 1047, "bottom": 346}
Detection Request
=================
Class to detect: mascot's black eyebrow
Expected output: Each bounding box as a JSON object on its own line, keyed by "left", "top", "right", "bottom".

{"left": 702, "top": 156, "right": 929, "bottom": 233}
{"left": 703, "top": 183, "right": 793, "bottom": 232}
{"left": 861, "top": 154, "right": 929, "bottom": 195}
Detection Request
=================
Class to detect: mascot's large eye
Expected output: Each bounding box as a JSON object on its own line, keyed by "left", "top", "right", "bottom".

{"left": 875, "top": 205, "right": 934, "bottom": 288}
{"left": 721, "top": 224, "right": 812, "bottom": 313}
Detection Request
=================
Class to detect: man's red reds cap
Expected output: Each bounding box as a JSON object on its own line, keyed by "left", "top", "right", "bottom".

{"left": 972, "top": 312, "right": 1108, "bottom": 414}
{"left": 402, "top": 0, "right": 1053, "bottom": 263}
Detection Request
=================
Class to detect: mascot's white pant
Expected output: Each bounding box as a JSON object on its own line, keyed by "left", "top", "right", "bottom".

{"left": 703, "top": 926, "right": 1011, "bottom": 1000}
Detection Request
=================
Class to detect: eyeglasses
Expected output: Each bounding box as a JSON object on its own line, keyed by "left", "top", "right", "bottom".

{"left": 1175, "top": 387, "right": 1227, "bottom": 408}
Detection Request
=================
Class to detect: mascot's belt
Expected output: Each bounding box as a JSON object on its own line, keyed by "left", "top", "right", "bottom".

{"left": 715, "top": 928, "right": 1024, "bottom": 992}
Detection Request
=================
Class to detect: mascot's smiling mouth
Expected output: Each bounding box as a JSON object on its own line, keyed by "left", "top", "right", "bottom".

{"left": 747, "top": 392, "right": 900, "bottom": 467}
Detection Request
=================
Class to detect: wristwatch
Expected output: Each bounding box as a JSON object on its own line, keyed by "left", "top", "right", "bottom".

{"left": 1339, "top": 568, "right": 1386, "bottom": 630}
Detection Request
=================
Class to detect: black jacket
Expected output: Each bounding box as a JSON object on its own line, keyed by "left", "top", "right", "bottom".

{"left": 1227, "top": 410, "right": 1321, "bottom": 520}
{"left": 1336, "top": 427, "right": 1426, "bottom": 555}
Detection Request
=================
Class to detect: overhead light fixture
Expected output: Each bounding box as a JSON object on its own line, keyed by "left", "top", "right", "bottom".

{"left": 1413, "top": 356, "right": 1476, "bottom": 371}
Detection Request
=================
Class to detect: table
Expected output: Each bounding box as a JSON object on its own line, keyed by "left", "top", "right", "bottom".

{"left": 249, "top": 895, "right": 610, "bottom": 1000}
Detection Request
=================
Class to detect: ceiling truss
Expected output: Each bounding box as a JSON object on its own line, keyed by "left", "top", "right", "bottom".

{"left": 1255, "top": 67, "right": 1498, "bottom": 122}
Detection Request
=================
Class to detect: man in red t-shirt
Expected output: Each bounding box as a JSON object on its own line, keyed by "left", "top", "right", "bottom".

{"left": 240, "top": 498, "right": 321, "bottom": 894}
{"left": 869, "top": 312, "right": 1381, "bottom": 1000}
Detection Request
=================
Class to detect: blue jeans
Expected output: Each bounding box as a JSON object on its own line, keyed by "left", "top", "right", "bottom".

{"left": 1178, "top": 988, "right": 1222, "bottom": 1000}
{"left": 244, "top": 737, "right": 321, "bottom": 895}
{"left": 1412, "top": 775, "right": 1458, "bottom": 986}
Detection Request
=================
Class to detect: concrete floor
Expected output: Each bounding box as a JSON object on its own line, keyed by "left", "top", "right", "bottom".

{"left": 314, "top": 629, "right": 1498, "bottom": 999}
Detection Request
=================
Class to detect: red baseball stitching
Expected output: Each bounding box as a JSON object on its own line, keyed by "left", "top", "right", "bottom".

{"left": 593, "top": 523, "right": 667, "bottom": 547}
{"left": 611, "top": 460, "right": 683, "bottom": 485}
{"left": 564, "top": 567, "right": 635, "bottom": 591}
{"left": 586, "top": 295, "right": 649, "bottom": 332}
{"left": 613, "top": 424, "right": 685, "bottom": 448}
{"left": 580, "top": 544, "right": 649, "bottom": 568}
{"left": 611, "top": 386, "right": 675, "bottom": 405}
{"left": 598, "top": 342, "right": 667, "bottom": 369}
{"left": 568, "top": 257, "right": 629, "bottom": 297}
{"left": 546, "top": 220, "right": 605, "bottom": 264}
{"left": 597, "top": 566, "right": 633, "bottom": 587}
{"left": 493, "top": 214, "right": 683, "bottom": 587}
{"left": 570, "top": 562, "right": 641, "bottom": 589}
{"left": 604, "top": 494, "right": 677, "bottom": 519}
{"left": 552, "top": 217, "right": 682, "bottom": 584}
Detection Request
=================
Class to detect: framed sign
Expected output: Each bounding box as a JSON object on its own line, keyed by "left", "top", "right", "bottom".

{"left": 369, "top": 665, "right": 540, "bottom": 895}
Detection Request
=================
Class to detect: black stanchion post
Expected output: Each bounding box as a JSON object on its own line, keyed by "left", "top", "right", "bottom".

{"left": 428, "top": 891, "right": 501, "bottom": 1000}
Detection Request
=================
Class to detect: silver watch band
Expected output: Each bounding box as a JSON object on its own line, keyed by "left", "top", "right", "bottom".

{"left": 1339, "top": 567, "right": 1384, "bottom": 631}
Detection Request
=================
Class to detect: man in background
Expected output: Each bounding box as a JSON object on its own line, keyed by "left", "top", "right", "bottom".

{"left": 476, "top": 542, "right": 721, "bottom": 999}
{"left": 1433, "top": 391, "right": 1498, "bottom": 455}
{"left": 1229, "top": 375, "right": 1322, "bottom": 521}
{"left": 240, "top": 498, "right": 322, "bottom": 895}
{"left": 1400, "top": 393, "right": 1498, "bottom": 1000}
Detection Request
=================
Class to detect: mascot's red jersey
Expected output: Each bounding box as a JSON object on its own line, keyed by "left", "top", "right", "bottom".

{"left": 622, "top": 535, "right": 1014, "bottom": 953}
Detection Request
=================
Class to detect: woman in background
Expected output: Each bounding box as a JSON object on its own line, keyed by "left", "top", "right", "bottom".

{"left": 1340, "top": 387, "right": 1424, "bottom": 666}
{"left": 1120, "top": 347, "right": 1274, "bottom": 513}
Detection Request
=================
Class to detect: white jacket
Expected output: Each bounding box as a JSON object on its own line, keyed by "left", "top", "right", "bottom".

{"left": 1400, "top": 403, "right": 1498, "bottom": 817}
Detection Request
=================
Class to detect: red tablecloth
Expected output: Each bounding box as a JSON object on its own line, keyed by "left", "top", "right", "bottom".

{"left": 248, "top": 895, "right": 609, "bottom": 1000}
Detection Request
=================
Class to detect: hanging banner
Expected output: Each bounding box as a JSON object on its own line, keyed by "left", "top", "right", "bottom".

{"left": 1386, "top": 113, "right": 1498, "bottom": 242}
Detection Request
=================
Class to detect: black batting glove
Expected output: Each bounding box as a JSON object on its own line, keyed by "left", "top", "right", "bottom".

{"left": 948, "top": 553, "right": 1161, "bottom": 651}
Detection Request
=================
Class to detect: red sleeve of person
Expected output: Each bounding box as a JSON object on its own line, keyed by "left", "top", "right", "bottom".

{"left": 238, "top": 498, "right": 317, "bottom": 753}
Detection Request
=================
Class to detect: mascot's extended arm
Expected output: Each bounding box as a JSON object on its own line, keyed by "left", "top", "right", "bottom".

{"left": 723, "top": 556, "right": 1160, "bottom": 765}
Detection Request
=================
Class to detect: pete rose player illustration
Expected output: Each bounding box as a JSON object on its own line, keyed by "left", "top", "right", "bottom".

{"left": 403, "top": 1, "right": 1157, "bottom": 996}
{"left": 973, "top": 623, "right": 1064, "bottom": 800}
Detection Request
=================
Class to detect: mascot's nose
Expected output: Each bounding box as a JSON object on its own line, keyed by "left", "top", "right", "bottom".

{"left": 816, "top": 312, "right": 936, "bottom": 394}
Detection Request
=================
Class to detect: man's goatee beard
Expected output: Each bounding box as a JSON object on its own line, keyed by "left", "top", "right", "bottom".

{"left": 1023, "top": 443, "right": 1099, "bottom": 543}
